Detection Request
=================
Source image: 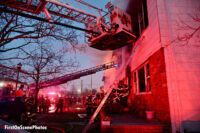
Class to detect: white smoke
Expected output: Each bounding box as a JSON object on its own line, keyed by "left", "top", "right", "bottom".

{"left": 84, "top": 46, "right": 113, "bottom": 65}
{"left": 113, "top": 0, "right": 130, "bottom": 10}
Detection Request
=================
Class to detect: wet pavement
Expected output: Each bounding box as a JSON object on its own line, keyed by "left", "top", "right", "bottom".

{"left": 0, "top": 103, "right": 170, "bottom": 133}
{"left": 35, "top": 103, "right": 99, "bottom": 133}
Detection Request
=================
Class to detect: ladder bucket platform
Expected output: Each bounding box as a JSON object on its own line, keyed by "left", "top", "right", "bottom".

{"left": 89, "top": 29, "right": 136, "bottom": 50}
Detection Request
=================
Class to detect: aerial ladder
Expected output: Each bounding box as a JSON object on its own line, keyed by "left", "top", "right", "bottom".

{"left": 31, "top": 61, "right": 118, "bottom": 89}
{"left": 0, "top": 0, "right": 136, "bottom": 50}
{"left": 0, "top": 0, "right": 137, "bottom": 132}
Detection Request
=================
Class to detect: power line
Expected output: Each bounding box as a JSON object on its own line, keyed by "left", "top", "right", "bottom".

{"left": 0, "top": 7, "right": 100, "bottom": 35}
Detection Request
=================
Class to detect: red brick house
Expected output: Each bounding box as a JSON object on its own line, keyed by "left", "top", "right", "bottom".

{"left": 103, "top": 0, "right": 200, "bottom": 132}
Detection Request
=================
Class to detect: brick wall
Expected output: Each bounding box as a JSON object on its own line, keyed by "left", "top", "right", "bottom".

{"left": 131, "top": 48, "right": 171, "bottom": 124}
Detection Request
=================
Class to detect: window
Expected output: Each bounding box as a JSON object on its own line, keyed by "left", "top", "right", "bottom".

{"left": 134, "top": 71, "right": 137, "bottom": 92}
{"left": 127, "top": 0, "right": 148, "bottom": 37}
{"left": 138, "top": 0, "right": 149, "bottom": 35}
{"left": 146, "top": 63, "right": 151, "bottom": 92}
{"left": 138, "top": 67, "right": 145, "bottom": 92}
{"left": 134, "top": 63, "right": 151, "bottom": 94}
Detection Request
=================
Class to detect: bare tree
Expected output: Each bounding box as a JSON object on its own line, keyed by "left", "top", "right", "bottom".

{"left": 0, "top": 9, "right": 86, "bottom": 105}
{"left": 0, "top": 66, "right": 16, "bottom": 78}
{"left": 175, "top": 7, "right": 200, "bottom": 45}
{"left": 0, "top": 10, "right": 82, "bottom": 58}
{"left": 20, "top": 43, "right": 79, "bottom": 106}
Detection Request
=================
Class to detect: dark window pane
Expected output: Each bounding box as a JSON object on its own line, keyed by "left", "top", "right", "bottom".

{"left": 146, "top": 63, "right": 150, "bottom": 76}
{"left": 146, "top": 63, "right": 151, "bottom": 91}
{"left": 147, "top": 78, "right": 151, "bottom": 92}
{"left": 143, "top": 0, "right": 149, "bottom": 27}
{"left": 138, "top": 0, "right": 149, "bottom": 35}
{"left": 138, "top": 67, "right": 145, "bottom": 92}
{"left": 134, "top": 72, "right": 137, "bottom": 82}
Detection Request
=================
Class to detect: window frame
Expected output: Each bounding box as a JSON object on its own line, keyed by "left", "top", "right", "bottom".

{"left": 134, "top": 62, "right": 151, "bottom": 95}
{"left": 137, "top": 0, "right": 149, "bottom": 36}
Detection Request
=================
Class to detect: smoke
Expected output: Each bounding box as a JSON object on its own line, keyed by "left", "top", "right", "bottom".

{"left": 102, "top": 48, "right": 126, "bottom": 91}
{"left": 84, "top": 47, "right": 113, "bottom": 65}
{"left": 82, "top": 47, "right": 124, "bottom": 92}
{"left": 79, "top": 0, "right": 131, "bottom": 91}
{"left": 113, "top": 0, "right": 130, "bottom": 10}
{"left": 103, "top": 67, "right": 117, "bottom": 91}
{"left": 101, "top": 0, "right": 132, "bottom": 91}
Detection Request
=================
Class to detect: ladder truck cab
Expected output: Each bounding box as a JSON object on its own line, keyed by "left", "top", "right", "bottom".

{"left": 87, "top": 2, "right": 136, "bottom": 50}
{"left": 0, "top": 0, "right": 136, "bottom": 50}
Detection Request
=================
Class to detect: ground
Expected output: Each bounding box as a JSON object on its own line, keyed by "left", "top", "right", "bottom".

{"left": 36, "top": 104, "right": 100, "bottom": 133}
{"left": 0, "top": 102, "right": 171, "bottom": 133}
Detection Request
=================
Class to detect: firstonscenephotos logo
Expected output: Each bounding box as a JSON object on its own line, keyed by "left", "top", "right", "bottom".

{"left": 4, "top": 125, "right": 47, "bottom": 130}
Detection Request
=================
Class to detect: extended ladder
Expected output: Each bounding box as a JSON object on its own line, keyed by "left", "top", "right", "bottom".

{"left": 0, "top": 0, "right": 105, "bottom": 24}
{"left": 29, "top": 62, "right": 118, "bottom": 89}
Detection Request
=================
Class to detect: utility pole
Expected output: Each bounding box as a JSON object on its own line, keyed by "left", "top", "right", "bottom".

{"left": 91, "top": 75, "right": 92, "bottom": 94}
{"left": 15, "top": 63, "right": 22, "bottom": 98}
{"left": 81, "top": 80, "right": 83, "bottom": 94}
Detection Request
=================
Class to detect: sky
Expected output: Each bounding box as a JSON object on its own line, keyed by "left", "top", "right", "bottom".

{"left": 1, "top": 0, "right": 116, "bottom": 93}
{"left": 68, "top": 0, "right": 113, "bottom": 92}
{"left": 64, "top": 0, "right": 130, "bottom": 92}
{"left": 71, "top": 46, "right": 113, "bottom": 92}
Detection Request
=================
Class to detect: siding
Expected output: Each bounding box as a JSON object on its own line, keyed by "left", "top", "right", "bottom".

{"left": 157, "top": 0, "right": 200, "bottom": 132}
{"left": 130, "top": 0, "right": 162, "bottom": 70}
{"left": 129, "top": 0, "right": 171, "bottom": 124}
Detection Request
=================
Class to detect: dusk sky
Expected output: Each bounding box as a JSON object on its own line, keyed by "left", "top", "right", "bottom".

{"left": 68, "top": 0, "right": 113, "bottom": 92}
{"left": 72, "top": 0, "right": 129, "bottom": 92}
{"left": 41, "top": 0, "right": 115, "bottom": 92}
{"left": 1, "top": 0, "right": 118, "bottom": 92}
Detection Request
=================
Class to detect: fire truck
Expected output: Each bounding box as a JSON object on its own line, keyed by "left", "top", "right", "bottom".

{"left": 0, "top": 78, "right": 28, "bottom": 101}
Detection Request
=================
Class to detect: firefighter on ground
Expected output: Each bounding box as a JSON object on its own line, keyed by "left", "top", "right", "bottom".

{"left": 44, "top": 97, "right": 50, "bottom": 113}
{"left": 93, "top": 93, "right": 101, "bottom": 108}
{"left": 112, "top": 80, "right": 129, "bottom": 107}
{"left": 85, "top": 94, "right": 93, "bottom": 116}
{"left": 38, "top": 95, "right": 45, "bottom": 113}
{"left": 22, "top": 97, "right": 37, "bottom": 125}
{"left": 55, "top": 97, "right": 64, "bottom": 113}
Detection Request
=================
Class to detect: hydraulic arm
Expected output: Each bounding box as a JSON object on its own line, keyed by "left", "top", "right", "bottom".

{"left": 0, "top": 0, "right": 136, "bottom": 50}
